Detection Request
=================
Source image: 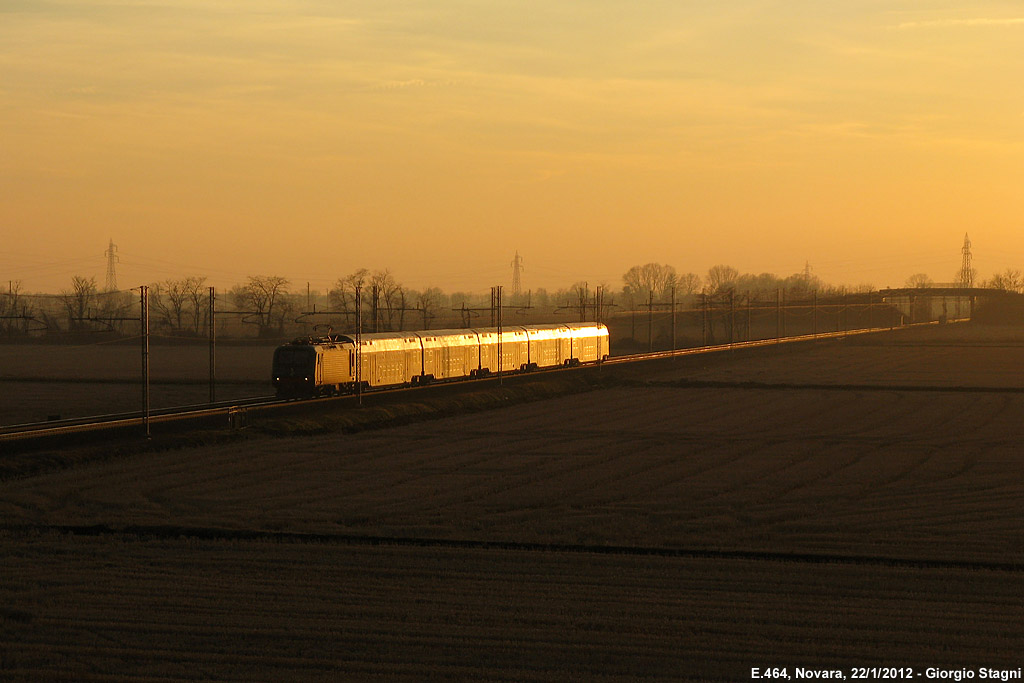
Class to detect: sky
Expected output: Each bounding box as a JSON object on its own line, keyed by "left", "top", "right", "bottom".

{"left": 2, "top": 0, "right": 1022, "bottom": 294}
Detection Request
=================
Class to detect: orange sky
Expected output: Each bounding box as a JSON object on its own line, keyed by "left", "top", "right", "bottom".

{"left": 2, "top": 1, "right": 1022, "bottom": 294}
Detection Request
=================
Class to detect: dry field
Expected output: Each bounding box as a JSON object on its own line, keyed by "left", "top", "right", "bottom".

{"left": 2, "top": 323, "right": 1023, "bottom": 680}
{"left": 0, "top": 343, "right": 276, "bottom": 425}
{"left": 630, "top": 322, "right": 1024, "bottom": 389}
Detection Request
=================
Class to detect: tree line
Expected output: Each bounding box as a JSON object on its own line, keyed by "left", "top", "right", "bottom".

{"left": 621, "top": 262, "right": 846, "bottom": 303}
{"left": 3, "top": 261, "right": 1019, "bottom": 338}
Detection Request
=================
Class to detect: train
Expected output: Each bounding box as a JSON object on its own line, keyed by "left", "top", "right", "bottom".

{"left": 272, "top": 322, "right": 610, "bottom": 398}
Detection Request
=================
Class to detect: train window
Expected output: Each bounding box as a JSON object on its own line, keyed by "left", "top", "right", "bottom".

{"left": 275, "top": 347, "right": 314, "bottom": 368}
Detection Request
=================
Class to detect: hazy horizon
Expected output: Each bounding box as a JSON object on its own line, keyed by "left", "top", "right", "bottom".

{"left": 0, "top": 246, "right": 991, "bottom": 297}
{"left": 3, "top": 1, "right": 1022, "bottom": 294}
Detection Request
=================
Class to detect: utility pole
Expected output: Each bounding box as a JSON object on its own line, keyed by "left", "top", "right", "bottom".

{"left": 209, "top": 287, "right": 216, "bottom": 403}
{"left": 355, "top": 285, "right": 362, "bottom": 406}
{"left": 647, "top": 290, "right": 654, "bottom": 352}
{"left": 746, "top": 292, "right": 751, "bottom": 341}
{"left": 140, "top": 285, "right": 150, "bottom": 438}
{"left": 781, "top": 288, "right": 786, "bottom": 337}
{"left": 812, "top": 290, "right": 817, "bottom": 336}
{"left": 371, "top": 284, "right": 380, "bottom": 333}
{"left": 701, "top": 291, "right": 708, "bottom": 347}
{"left": 71, "top": 288, "right": 146, "bottom": 430}
{"left": 729, "top": 290, "right": 735, "bottom": 345}
{"left": 670, "top": 286, "right": 676, "bottom": 354}
{"left": 582, "top": 282, "right": 589, "bottom": 322}
{"left": 776, "top": 288, "right": 781, "bottom": 342}
{"left": 104, "top": 239, "right": 119, "bottom": 292}
{"left": 496, "top": 285, "right": 503, "bottom": 385}
{"left": 458, "top": 289, "right": 531, "bottom": 329}
{"left": 839, "top": 291, "right": 845, "bottom": 331}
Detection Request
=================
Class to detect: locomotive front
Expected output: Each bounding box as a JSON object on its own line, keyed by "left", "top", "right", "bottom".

{"left": 272, "top": 343, "right": 318, "bottom": 397}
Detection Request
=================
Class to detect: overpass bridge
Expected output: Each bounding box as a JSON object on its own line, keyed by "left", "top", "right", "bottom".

{"left": 878, "top": 287, "right": 1016, "bottom": 298}
{"left": 878, "top": 287, "right": 1023, "bottom": 324}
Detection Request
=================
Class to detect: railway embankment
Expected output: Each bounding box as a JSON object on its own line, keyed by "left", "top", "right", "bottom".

{"left": 0, "top": 370, "right": 612, "bottom": 480}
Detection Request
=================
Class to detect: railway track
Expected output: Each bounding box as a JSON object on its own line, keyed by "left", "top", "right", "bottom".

{"left": 605, "top": 320, "right": 934, "bottom": 364}
{"left": 0, "top": 394, "right": 276, "bottom": 443}
{"left": 0, "top": 321, "right": 952, "bottom": 445}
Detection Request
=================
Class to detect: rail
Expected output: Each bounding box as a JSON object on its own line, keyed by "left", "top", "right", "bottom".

{"left": 606, "top": 319, "right": 961, "bottom": 364}
{"left": 0, "top": 395, "right": 279, "bottom": 442}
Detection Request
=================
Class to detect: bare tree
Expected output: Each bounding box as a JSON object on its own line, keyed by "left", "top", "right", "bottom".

{"left": 623, "top": 263, "right": 678, "bottom": 301}
{"left": 415, "top": 287, "right": 444, "bottom": 329}
{"left": 784, "top": 267, "right": 825, "bottom": 298}
{"left": 369, "top": 269, "right": 403, "bottom": 331}
{"left": 571, "top": 282, "right": 591, "bottom": 321}
{"left": 735, "top": 272, "right": 780, "bottom": 298}
{"left": 234, "top": 275, "right": 290, "bottom": 334}
{"left": 60, "top": 275, "right": 98, "bottom": 330}
{"left": 905, "top": 273, "right": 933, "bottom": 288}
{"left": 184, "top": 276, "right": 208, "bottom": 333}
{"left": 706, "top": 264, "right": 740, "bottom": 295}
{"left": 675, "top": 273, "right": 701, "bottom": 299}
{"left": 330, "top": 268, "right": 369, "bottom": 317}
{"left": 1, "top": 280, "right": 21, "bottom": 312}
{"left": 152, "top": 276, "right": 208, "bottom": 333}
{"left": 957, "top": 267, "right": 978, "bottom": 288}
{"left": 0, "top": 282, "right": 11, "bottom": 333}
{"left": 0, "top": 280, "right": 32, "bottom": 335}
{"left": 329, "top": 268, "right": 407, "bottom": 330}
{"left": 985, "top": 269, "right": 1024, "bottom": 293}
{"left": 151, "top": 278, "right": 190, "bottom": 331}
{"left": 96, "top": 289, "right": 134, "bottom": 334}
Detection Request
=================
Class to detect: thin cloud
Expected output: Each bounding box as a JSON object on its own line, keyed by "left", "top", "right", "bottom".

{"left": 894, "top": 17, "right": 1024, "bottom": 29}
{"left": 373, "top": 79, "right": 460, "bottom": 91}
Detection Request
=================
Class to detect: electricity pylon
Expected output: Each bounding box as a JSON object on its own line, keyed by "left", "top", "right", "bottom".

{"left": 104, "top": 239, "right": 119, "bottom": 292}
{"left": 511, "top": 251, "right": 524, "bottom": 297}
{"left": 957, "top": 233, "right": 973, "bottom": 288}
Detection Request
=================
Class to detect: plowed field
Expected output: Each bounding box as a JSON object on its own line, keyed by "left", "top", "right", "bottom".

{"left": 2, "top": 323, "right": 1023, "bottom": 681}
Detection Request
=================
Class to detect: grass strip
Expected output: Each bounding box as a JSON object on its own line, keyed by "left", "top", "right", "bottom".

{"left": 253, "top": 374, "right": 606, "bottom": 437}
